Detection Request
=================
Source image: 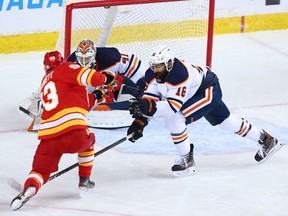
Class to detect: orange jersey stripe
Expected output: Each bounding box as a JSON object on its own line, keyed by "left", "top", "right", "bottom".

{"left": 169, "top": 100, "right": 182, "bottom": 110}
{"left": 126, "top": 56, "right": 139, "bottom": 78}
{"left": 182, "top": 87, "right": 213, "bottom": 116}
{"left": 237, "top": 120, "right": 248, "bottom": 135}
{"left": 172, "top": 132, "right": 188, "bottom": 141}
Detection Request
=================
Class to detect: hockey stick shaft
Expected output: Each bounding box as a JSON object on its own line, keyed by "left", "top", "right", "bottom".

{"left": 48, "top": 133, "right": 133, "bottom": 182}
{"left": 19, "top": 106, "right": 36, "bottom": 118}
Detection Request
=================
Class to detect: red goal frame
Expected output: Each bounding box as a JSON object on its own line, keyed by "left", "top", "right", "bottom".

{"left": 64, "top": 0, "right": 215, "bottom": 67}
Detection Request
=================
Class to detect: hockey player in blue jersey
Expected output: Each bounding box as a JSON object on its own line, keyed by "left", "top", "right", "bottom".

{"left": 67, "top": 39, "right": 147, "bottom": 101}
{"left": 127, "top": 45, "right": 282, "bottom": 177}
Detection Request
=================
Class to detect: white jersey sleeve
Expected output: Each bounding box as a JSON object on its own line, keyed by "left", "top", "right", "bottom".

{"left": 107, "top": 53, "right": 145, "bottom": 83}
{"left": 144, "top": 59, "right": 204, "bottom": 118}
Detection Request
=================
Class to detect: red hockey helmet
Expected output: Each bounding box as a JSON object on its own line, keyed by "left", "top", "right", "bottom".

{"left": 43, "top": 50, "right": 64, "bottom": 72}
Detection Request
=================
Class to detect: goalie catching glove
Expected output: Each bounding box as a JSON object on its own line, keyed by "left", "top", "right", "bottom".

{"left": 127, "top": 117, "right": 148, "bottom": 142}
{"left": 129, "top": 98, "right": 157, "bottom": 118}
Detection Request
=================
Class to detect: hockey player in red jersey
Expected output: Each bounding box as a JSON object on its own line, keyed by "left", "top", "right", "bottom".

{"left": 10, "top": 50, "right": 117, "bottom": 211}
{"left": 127, "top": 45, "right": 283, "bottom": 177}
{"left": 19, "top": 39, "right": 147, "bottom": 130}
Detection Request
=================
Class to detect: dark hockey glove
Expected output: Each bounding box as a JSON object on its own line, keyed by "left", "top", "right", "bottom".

{"left": 101, "top": 71, "right": 118, "bottom": 89}
{"left": 113, "top": 74, "right": 124, "bottom": 91}
{"left": 92, "top": 88, "right": 108, "bottom": 103}
{"left": 129, "top": 98, "right": 157, "bottom": 118}
{"left": 136, "top": 78, "right": 147, "bottom": 91}
{"left": 127, "top": 117, "right": 148, "bottom": 142}
{"left": 135, "top": 77, "right": 147, "bottom": 97}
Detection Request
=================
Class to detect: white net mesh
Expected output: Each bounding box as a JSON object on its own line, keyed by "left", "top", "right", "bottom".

{"left": 56, "top": 0, "right": 211, "bottom": 66}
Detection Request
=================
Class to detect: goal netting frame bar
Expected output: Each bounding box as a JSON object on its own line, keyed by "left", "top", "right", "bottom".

{"left": 61, "top": 0, "right": 215, "bottom": 67}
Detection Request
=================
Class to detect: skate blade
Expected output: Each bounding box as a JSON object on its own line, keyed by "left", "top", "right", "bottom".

{"left": 172, "top": 166, "right": 196, "bottom": 177}
{"left": 256, "top": 142, "right": 285, "bottom": 163}
{"left": 10, "top": 199, "right": 24, "bottom": 211}
{"left": 10, "top": 187, "right": 36, "bottom": 211}
{"left": 79, "top": 187, "right": 91, "bottom": 197}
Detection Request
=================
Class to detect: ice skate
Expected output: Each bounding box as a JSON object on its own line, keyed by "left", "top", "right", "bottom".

{"left": 10, "top": 186, "right": 36, "bottom": 211}
{"left": 79, "top": 177, "right": 95, "bottom": 196}
{"left": 172, "top": 144, "right": 196, "bottom": 177}
{"left": 254, "top": 130, "right": 283, "bottom": 163}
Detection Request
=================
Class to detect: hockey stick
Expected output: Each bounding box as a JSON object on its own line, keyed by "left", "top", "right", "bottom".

{"left": 19, "top": 106, "right": 36, "bottom": 119}
{"left": 48, "top": 133, "right": 133, "bottom": 182}
{"left": 8, "top": 133, "right": 133, "bottom": 192}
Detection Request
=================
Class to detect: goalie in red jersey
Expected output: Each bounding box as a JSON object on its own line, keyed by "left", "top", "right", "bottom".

{"left": 10, "top": 50, "right": 117, "bottom": 211}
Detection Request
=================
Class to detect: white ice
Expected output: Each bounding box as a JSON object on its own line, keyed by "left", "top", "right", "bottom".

{"left": 0, "top": 30, "right": 288, "bottom": 216}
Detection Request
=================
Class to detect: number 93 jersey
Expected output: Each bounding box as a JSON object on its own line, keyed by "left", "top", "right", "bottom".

{"left": 38, "top": 62, "right": 106, "bottom": 140}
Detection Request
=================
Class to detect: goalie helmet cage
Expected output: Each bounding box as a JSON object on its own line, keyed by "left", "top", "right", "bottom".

{"left": 57, "top": 0, "right": 215, "bottom": 67}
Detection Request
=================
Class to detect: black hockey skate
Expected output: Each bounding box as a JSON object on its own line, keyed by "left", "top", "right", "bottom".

{"left": 10, "top": 186, "right": 36, "bottom": 211}
{"left": 172, "top": 144, "right": 196, "bottom": 177}
{"left": 79, "top": 177, "right": 95, "bottom": 189}
{"left": 254, "top": 130, "right": 283, "bottom": 163}
{"left": 79, "top": 177, "right": 95, "bottom": 196}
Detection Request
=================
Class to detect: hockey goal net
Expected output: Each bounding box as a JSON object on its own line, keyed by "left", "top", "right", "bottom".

{"left": 56, "top": 0, "right": 215, "bottom": 67}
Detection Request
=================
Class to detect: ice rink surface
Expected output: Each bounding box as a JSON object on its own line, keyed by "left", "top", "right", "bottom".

{"left": 0, "top": 30, "right": 288, "bottom": 216}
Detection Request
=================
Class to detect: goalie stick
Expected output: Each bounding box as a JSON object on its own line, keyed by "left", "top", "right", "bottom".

{"left": 19, "top": 106, "right": 36, "bottom": 119}
{"left": 8, "top": 133, "right": 133, "bottom": 192}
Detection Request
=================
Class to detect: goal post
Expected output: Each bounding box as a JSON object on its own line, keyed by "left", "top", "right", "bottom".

{"left": 56, "top": 0, "right": 215, "bottom": 67}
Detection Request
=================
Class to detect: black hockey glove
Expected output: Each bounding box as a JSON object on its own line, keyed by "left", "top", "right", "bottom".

{"left": 135, "top": 77, "right": 147, "bottom": 97}
{"left": 136, "top": 78, "right": 147, "bottom": 91}
{"left": 127, "top": 117, "right": 148, "bottom": 142}
{"left": 92, "top": 88, "right": 108, "bottom": 103}
{"left": 129, "top": 98, "right": 157, "bottom": 118}
{"left": 101, "top": 71, "right": 118, "bottom": 89}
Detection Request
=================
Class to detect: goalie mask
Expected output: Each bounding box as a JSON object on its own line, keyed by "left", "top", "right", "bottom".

{"left": 149, "top": 45, "right": 174, "bottom": 81}
{"left": 43, "top": 50, "right": 64, "bottom": 72}
{"left": 75, "top": 39, "right": 97, "bottom": 68}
